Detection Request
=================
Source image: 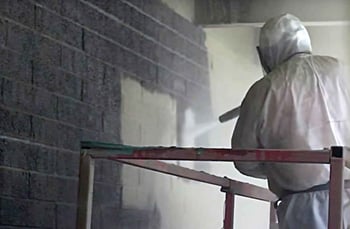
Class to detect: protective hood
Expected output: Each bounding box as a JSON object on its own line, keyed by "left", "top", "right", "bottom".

{"left": 259, "top": 13, "right": 312, "bottom": 71}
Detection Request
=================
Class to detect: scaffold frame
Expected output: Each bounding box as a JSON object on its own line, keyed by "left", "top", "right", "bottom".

{"left": 76, "top": 142, "right": 346, "bottom": 229}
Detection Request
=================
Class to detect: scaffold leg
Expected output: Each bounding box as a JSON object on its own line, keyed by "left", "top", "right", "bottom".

{"left": 223, "top": 190, "right": 234, "bottom": 229}
{"left": 76, "top": 152, "right": 95, "bottom": 229}
{"left": 328, "top": 146, "right": 344, "bottom": 229}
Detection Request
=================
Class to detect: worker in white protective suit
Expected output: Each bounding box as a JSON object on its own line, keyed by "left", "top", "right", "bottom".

{"left": 231, "top": 13, "right": 350, "bottom": 229}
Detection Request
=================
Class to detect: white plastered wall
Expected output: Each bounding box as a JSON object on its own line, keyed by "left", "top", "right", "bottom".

{"left": 307, "top": 25, "right": 350, "bottom": 65}
{"left": 203, "top": 26, "right": 271, "bottom": 229}
{"left": 121, "top": 75, "right": 226, "bottom": 229}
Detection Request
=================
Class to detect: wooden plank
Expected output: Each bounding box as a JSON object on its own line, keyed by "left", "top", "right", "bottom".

{"left": 81, "top": 142, "right": 331, "bottom": 164}
{"left": 76, "top": 152, "right": 95, "bottom": 229}
{"left": 87, "top": 146, "right": 330, "bottom": 164}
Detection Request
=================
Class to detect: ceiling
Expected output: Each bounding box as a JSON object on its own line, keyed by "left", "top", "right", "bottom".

{"left": 194, "top": 0, "right": 350, "bottom": 27}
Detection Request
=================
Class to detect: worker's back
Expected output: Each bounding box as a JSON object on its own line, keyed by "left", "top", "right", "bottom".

{"left": 258, "top": 53, "right": 350, "bottom": 195}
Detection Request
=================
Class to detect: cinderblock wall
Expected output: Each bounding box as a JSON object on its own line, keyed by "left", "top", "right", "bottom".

{"left": 0, "top": 0, "right": 210, "bottom": 228}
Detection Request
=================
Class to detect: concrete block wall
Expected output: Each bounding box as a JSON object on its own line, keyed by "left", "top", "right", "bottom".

{"left": 0, "top": 0, "right": 210, "bottom": 228}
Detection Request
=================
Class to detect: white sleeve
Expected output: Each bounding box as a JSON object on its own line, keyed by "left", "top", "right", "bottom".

{"left": 231, "top": 79, "right": 270, "bottom": 179}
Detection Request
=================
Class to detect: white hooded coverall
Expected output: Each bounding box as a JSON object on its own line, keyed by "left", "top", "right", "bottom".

{"left": 231, "top": 14, "right": 350, "bottom": 229}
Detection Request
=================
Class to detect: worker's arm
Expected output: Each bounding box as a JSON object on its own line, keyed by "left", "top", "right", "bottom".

{"left": 231, "top": 78, "right": 271, "bottom": 179}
